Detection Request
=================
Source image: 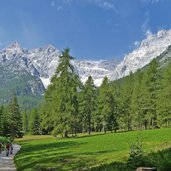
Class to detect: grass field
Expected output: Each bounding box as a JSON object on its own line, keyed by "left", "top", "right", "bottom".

{"left": 15, "top": 128, "right": 171, "bottom": 171}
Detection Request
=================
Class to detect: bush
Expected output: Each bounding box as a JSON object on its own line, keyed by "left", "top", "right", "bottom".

{"left": 127, "top": 138, "right": 145, "bottom": 170}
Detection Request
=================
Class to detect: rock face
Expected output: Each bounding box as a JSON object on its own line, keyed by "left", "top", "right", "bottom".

{"left": 74, "top": 59, "right": 117, "bottom": 86}
{"left": 0, "top": 42, "right": 118, "bottom": 90}
{"left": 112, "top": 30, "right": 171, "bottom": 80}
{"left": 0, "top": 42, "right": 45, "bottom": 100}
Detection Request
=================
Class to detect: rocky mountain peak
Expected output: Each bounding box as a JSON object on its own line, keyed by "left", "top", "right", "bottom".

{"left": 112, "top": 29, "right": 171, "bottom": 79}
{"left": 6, "top": 41, "right": 23, "bottom": 53}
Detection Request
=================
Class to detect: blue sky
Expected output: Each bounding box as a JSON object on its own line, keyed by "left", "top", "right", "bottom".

{"left": 0, "top": 0, "right": 171, "bottom": 60}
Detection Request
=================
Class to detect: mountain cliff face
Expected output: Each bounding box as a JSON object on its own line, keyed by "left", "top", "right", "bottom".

{"left": 0, "top": 42, "right": 45, "bottom": 107}
{"left": 74, "top": 59, "right": 117, "bottom": 86}
{"left": 112, "top": 30, "right": 171, "bottom": 79}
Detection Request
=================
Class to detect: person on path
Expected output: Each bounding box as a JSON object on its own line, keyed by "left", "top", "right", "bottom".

{"left": 10, "top": 143, "right": 13, "bottom": 154}
{"left": 0, "top": 142, "right": 2, "bottom": 154}
{"left": 6, "top": 143, "right": 10, "bottom": 156}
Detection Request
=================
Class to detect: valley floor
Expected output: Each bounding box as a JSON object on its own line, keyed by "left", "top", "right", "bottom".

{"left": 14, "top": 128, "right": 171, "bottom": 171}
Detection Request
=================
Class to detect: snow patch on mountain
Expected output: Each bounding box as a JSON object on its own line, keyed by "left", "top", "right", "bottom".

{"left": 74, "top": 59, "right": 117, "bottom": 86}
{"left": 40, "top": 77, "right": 51, "bottom": 89}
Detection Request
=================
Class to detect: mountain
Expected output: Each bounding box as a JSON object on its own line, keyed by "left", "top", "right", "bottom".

{"left": 0, "top": 42, "right": 118, "bottom": 88}
{"left": 112, "top": 30, "right": 171, "bottom": 79}
{"left": 1, "top": 29, "right": 171, "bottom": 109}
{"left": 74, "top": 59, "right": 117, "bottom": 86}
{"left": 0, "top": 42, "right": 117, "bottom": 108}
{"left": 0, "top": 42, "right": 45, "bottom": 108}
{"left": 156, "top": 44, "right": 171, "bottom": 66}
{"left": 27, "top": 46, "right": 118, "bottom": 87}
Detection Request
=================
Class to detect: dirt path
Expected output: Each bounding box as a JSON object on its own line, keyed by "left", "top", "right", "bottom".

{"left": 0, "top": 144, "right": 21, "bottom": 171}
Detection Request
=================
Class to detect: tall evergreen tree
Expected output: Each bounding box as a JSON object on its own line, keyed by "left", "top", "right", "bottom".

{"left": 43, "top": 48, "right": 80, "bottom": 137}
{"left": 143, "top": 59, "right": 160, "bottom": 128}
{"left": 131, "top": 70, "right": 145, "bottom": 129}
{"left": 157, "top": 63, "right": 171, "bottom": 127}
{"left": 82, "top": 76, "right": 96, "bottom": 135}
{"left": 22, "top": 110, "right": 29, "bottom": 134}
{"left": 9, "top": 94, "right": 23, "bottom": 138}
{"left": 120, "top": 73, "right": 134, "bottom": 131}
{"left": 98, "top": 77, "right": 118, "bottom": 133}
{"left": 2, "top": 106, "right": 11, "bottom": 136}
{"left": 31, "top": 109, "right": 41, "bottom": 135}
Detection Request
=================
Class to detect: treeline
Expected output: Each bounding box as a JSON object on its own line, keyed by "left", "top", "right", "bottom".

{"left": 0, "top": 99, "right": 41, "bottom": 137}
{"left": 38, "top": 48, "right": 171, "bottom": 137}
{"left": 0, "top": 94, "right": 23, "bottom": 139}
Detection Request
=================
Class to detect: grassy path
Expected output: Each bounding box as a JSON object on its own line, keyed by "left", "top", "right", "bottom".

{"left": 0, "top": 144, "right": 21, "bottom": 171}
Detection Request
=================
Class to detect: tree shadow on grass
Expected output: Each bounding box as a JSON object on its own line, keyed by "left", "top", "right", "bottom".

{"left": 18, "top": 141, "right": 85, "bottom": 154}
{"left": 78, "top": 149, "right": 114, "bottom": 156}
{"left": 15, "top": 141, "right": 95, "bottom": 171}
{"left": 16, "top": 152, "right": 93, "bottom": 171}
{"left": 74, "top": 133, "right": 109, "bottom": 140}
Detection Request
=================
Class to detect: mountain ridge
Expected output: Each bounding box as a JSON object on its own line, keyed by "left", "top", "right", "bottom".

{"left": 1, "top": 29, "right": 171, "bottom": 109}
{"left": 0, "top": 42, "right": 118, "bottom": 88}
{"left": 112, "top": 29, "right": 171, "bottom": 80}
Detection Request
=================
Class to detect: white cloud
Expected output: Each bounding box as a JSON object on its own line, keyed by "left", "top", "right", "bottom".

{"left": 50, "top": 1, "right": 63, "bottom": 11}
{"left": 103, "top": 2, "right": 115, "bottom": 10}
{"left": 140, "top": 0, "right": 161, "bottom": 4}
{"left": 63, "top": 0, "right": 73, "bottom": 3}
{"left": 141, "top": 18, "right": 150, "bottom": 32}
{"left": 51, "top": 1, "right": 56, "bottom": 7}
{"left": 141, "top": 11, "right": 150, "bottom": 33}
{"left": 57, "top": 6, "right": 63, "bottom": 11}
{"left": 88, "top": 0, "right": 117, "bottom": 12}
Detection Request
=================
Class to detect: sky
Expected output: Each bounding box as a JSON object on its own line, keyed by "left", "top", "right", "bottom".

{"left": 0, "top": 0, "right": 171, "bottom": 60}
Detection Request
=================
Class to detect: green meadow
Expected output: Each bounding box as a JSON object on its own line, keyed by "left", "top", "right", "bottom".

{"left": 15, "top": 128, "right": 171, "bottom": 171}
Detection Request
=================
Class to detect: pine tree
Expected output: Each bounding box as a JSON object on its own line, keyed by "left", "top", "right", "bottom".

{"left": 41, "top": 84, "right": 56, "bottom": 134}
{"left": 131, "top": 70, "right": 145, "bottom": 130}
{"left": 82, "top": 76, "right": 96, "bottom": 135}
{"left": 143, "top": 59, "right": 160, "bottom": 128}
{"left": 31, "top": 109, "right": 41, "bottom": 135}
{"left": 98, "top": 77, "right": 118, "bottom": 133}
{"left": 22, "top": 111, "right": 29, "bottom": 134}
{"left": 2, "top": 105, "right": 11, "bottom": 136}
{"left": 43, "top": 48, "right": 80, "bottom": 137}
{"left": 157, "top": 63, "right": 171, "bottom": 127}
{"left": 120, "top": 73, "right": 134, "bottom": 131}
{"left": 9, "top": 94, "right": 23, "bottom": 138}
